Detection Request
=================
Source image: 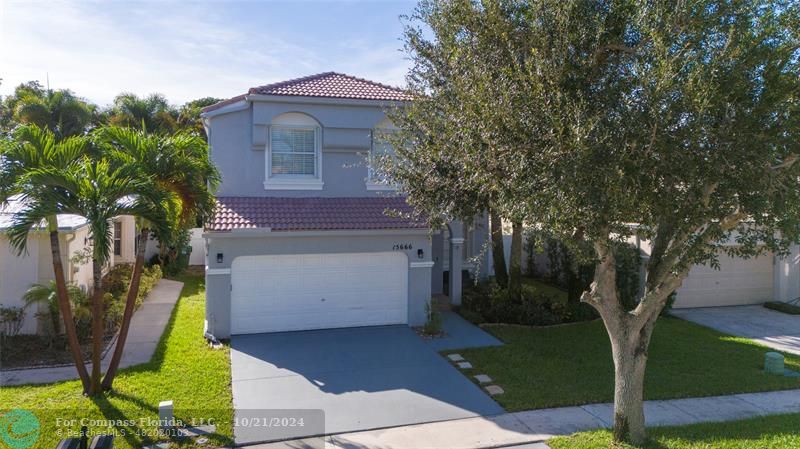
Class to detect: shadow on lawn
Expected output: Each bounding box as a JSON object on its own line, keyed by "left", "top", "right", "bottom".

{"left": 91, "top": 395, "right": 152, "bottom": 448}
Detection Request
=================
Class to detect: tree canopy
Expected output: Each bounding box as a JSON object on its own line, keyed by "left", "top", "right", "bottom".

{"left": 391, "top": 0, "right": 800, "bottom": 443}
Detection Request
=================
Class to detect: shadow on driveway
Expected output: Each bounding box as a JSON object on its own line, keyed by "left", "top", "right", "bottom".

{"left": 230, "top": 325, "right": 504, "bottom": 445}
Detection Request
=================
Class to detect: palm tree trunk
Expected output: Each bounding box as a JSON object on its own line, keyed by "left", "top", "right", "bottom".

{"left": 88, "top": 258, "right": 104, "bottom": 396}
{"left": 489, "top": 211, "right": 508, "bottom": 287}
{"left": 508, "top": 221, "right": 523, "bottom": 301}
{"left": 102, "top": 228, "right": 148, "bottom": 391}
{"left": 48, "top": 225, "right": 91, "bottom": 394}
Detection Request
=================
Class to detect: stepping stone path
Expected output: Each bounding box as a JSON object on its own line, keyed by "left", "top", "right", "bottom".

{"left": 448, "top": 353, "right": 465, "bottom": 362}
{"left": 485, "top": 385, "right": 505, "bottom": 396}
{"left": 474, "top": 374, "right": 492, "bottom": 384}
{"left": 457, "top": 362, "right": 473, "bottom": 369}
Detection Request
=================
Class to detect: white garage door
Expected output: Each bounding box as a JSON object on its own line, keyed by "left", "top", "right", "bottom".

{"left": 674, "top": 252, "right": 774, "bottom": 308}
{"left": 231, "top": 252, "right": 408, "bottom": 334}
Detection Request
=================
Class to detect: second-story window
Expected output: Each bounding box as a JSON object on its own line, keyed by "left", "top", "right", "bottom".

{"left": 265, "top": 112, "right": 323, "bottom": 190}
{"left": 271, "top": 127, "right": 317, "bottom": 176}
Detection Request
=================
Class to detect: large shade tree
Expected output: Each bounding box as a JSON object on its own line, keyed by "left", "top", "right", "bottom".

{"left": 394, "top": 0, "right": 800, "bottom": 444}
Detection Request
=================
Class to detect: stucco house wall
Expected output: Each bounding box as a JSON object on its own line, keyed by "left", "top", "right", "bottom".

{"left": 202, "top": 73, "right": 491, "bottom": 338}
{"left": 204, "top": 230, "right": 432, "bottom": 339}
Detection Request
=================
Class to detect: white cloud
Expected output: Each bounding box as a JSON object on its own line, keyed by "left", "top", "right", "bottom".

{"left": 0, "top": 0, "right": 412, "bottom": 106}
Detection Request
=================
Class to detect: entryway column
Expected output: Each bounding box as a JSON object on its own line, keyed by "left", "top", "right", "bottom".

{"left": 431, "top": 232, "right": 444, "bottom": 295}
{"left": 449, "top": 237, "right": 464, "bottom": 305}
{"left": 775, "top": 244, "right": 800, "bottom": 302}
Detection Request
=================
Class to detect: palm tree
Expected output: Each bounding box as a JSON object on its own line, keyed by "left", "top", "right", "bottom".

{"left": 9, "top": 157, "right": 158, "bottom": 395}
{"left": 95, "top": 126, "right": 219, "bottom": 391}
{"left": 177, "top": 97, "right": 221, "bottom": 140}
{"left": 0, "top": 125, "right": 92, "bottom": 393}
{"left": 22, "top": 281, "right": 88, "bottom": 346}
{"left": 4, "top": 81, "right": 95, "bottom": 137}
{"left": 107, "top": 93, "right": 178, "bottom": 135}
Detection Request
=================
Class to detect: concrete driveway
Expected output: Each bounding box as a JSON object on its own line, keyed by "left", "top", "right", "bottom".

{"left": 672, "top": 305, "right": 800, "bottom": 355}
{"left": 230, "top": 325, "right": 503, "bottom": 445}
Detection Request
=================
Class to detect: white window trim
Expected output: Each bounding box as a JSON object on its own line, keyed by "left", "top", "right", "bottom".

{"left": 264, "top": 124, "right": 324, "bottom": 190}
{"left": 366, "top": 129, "right": 398, "bottom": 191}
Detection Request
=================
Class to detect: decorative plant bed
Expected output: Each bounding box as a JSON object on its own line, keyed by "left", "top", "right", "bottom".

{"left": 764, "top": 301, "right": 800, "bottom": 315}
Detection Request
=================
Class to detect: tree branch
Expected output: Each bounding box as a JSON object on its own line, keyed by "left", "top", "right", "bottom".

{"left": 771, "top": 154, "right": 798, "bottom": 171}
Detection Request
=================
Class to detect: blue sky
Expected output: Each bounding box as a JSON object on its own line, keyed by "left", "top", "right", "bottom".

{"left": 0, "top": 0, "right": 417, "bottom": 106}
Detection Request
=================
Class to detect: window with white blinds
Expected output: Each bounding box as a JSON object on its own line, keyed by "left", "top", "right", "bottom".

{"left": 271, "top": 127, "right": 317, "bottom": 176}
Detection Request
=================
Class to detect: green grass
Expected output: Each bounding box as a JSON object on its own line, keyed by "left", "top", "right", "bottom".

{"left": 452, "top": 317, "right": 800, "bottom": 411}
{"left": 521, "top": 277, "right": 568, "bottom": 304}
{"left": 0, "top": 274, "right": 234, "bottom": 449}
{"left": 549, "top": 413, "right": 800, "bottom": 448}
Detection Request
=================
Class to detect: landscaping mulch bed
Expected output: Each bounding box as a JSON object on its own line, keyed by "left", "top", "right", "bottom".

{"left": 1, "top": 333, "right": 114, "bottom": 369}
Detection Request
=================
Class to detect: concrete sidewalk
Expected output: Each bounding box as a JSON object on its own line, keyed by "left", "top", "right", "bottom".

{"left": 0, "top": 278, "right": 183, "bottom": 386}
{"left": 249, "top": 389, "right": 800, "bottom": 449}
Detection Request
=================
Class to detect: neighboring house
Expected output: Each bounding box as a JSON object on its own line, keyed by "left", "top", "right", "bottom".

{"left": 201, "top": 72, "right": 490, "bottom": 339}
{"left": 0, "top": 196, "right": 137, "bottom": 335}
{"left": 635, "top": 240, "right": 800, "bottom": 308}
{"left": 518, "top": 229, "right": 800, "bottom": 309}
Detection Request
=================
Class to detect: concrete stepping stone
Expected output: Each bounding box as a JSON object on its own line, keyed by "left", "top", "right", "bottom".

{"left": 448, "top": 353, "right": 465, "bottom": 362}
{"left": 474, "top": 374, "right": 492, "bottom": 384}
{"left": 457, "top": 362, "right": 473, "bottom": 369}
{"left": 485, "top": 385, "right": 504, "bottom": 396}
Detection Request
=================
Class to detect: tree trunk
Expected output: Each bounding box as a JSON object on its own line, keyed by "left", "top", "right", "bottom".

{"left": 102, "top": 228, "right": 148, "bottom": 391}
{"left": 88, "top": 259, "right": 104, "bottom": 396}
{"left": 508, "top": 221, "right": 523, "bottom": 300}
{"left": 49, "top": 227, "right": 91, "bottom": 394}
{"left": 610, "top": 330, "right": 651, "bottom": 445}
{"left": 587, "top": 240, "right": 661, "bottom": 446}
{"left": 489, "top": 211, "right": 508, "bottom": 287}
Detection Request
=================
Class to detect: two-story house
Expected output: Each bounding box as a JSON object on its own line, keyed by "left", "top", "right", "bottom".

{"left": 201, "top": 72, "right": 489, "bottom": 339}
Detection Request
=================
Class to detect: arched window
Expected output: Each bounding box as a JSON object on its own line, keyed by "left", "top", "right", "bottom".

{"left": 265, "top": 112, "right": 323, "bottom": 190}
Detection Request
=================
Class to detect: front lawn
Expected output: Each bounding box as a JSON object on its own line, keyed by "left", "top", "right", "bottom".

{"left": 452, "top": 317, "right": 800, "bottom": 411}
{"left": 549, "top": 413, "right": 800, "bottom": 448}
{"left": 0, "top": 273, "right": 234, "bottom": 449}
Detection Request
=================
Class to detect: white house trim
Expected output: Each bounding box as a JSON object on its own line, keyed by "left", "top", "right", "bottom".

{"left": 206, "top": 268, "right": 231, "bottom": 275}
{"left": 200, "top": 100, "right": 249, "bottom": 119}
{"left": 409, "top": 261, "right": 435, "bottom": 268}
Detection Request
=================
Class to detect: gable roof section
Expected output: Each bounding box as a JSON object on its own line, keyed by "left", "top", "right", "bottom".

{"left": 208, "top": 196, "right": 427, "bottom": 232}
{"left": 203, "top": 72, "right": 412, "bottom": 113}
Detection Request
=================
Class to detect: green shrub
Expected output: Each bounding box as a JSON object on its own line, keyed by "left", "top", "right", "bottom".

{"left": 100, "top": 263, "right": 163, "bottom": 330}
{"left": 524, "top": 229, "right": 641, "bottom": 310}
{"left": 461, "top": 280, "right": 589, "bottom": 326}
{"left": 764, "top": 301, "right": 800, "bottom": 315}
{"left": 421, "top": 302, "right": 443, "bottom": 335}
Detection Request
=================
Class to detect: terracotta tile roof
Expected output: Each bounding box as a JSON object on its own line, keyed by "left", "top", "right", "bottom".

{"left": 202, "top": 72, "right": 412, "bottom": 113}
{"left": 208, "top": 196, "right": 427, "bottom": 232}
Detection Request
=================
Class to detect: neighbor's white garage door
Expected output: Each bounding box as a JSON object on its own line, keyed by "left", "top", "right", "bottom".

{"left": 673, "top": 252, "right": 774, "bottom": 308}
{"left": 231, "top": 252, "right": 408, "bottom": 334}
